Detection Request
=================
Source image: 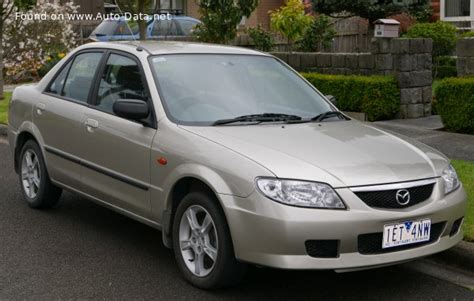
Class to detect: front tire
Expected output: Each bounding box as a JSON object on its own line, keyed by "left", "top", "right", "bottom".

{"left": 172, "top": 191, "right": 246, "bottom": 289}
{"left": 19, "top": 140, "right": 62, "bottom": 209}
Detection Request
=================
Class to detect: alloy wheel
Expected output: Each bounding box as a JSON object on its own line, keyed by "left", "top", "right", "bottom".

{"left": 21, "top": 149, "right": 41, "bottom": 199}
{"left": 179, "top": 205, "right": 218, "bottom": 277}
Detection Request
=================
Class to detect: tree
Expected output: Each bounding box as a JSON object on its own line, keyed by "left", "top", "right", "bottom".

{"left": 0, "top": 0, "right": 15, "bottom": 100}
{"left": 193, "top": 0, "right": 259, "bottom": 44}
{"left": 298, "top": 14, "right": 336, "bottom": 52}
{"left": 116, "top": 0, "right": 152, "bottom": 40}
{"left": 270, "top": 0, "right": 312, "bottom": 50}
{"left": 310, "top": 0, "right": 430, "bottom": 24}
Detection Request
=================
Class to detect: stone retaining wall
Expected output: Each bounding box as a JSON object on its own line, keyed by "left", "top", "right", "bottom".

{"left": 270, "top": 38, "right": 434, "bottom": 119}
{"left": 457, "top": 38, "right": 474, "bottom": 76}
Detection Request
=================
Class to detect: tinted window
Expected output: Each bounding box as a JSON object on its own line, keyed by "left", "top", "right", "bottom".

{"left": 178, "top": 19, "right": 199, "bottom": 36}
{"left": 151, "top": 20, "right": 178, "bottom": 36}
{"left": 62, "top": 52, "right": 103, "bottom": 103}
{"left": 48, "top": 61, "right": 72, "bottom": 95}
{"left": 95, "top": 54, "right": 147, "bottom": 114}
{"left": 114, "top": 20, "right": 139, "bottom": 36}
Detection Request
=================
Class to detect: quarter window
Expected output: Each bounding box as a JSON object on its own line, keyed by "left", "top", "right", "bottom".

{"left": 48, "top": 61, "right": 72, "bottom": 95}
{"left": 95, "top": 54, "right": 148, "bottom": 114}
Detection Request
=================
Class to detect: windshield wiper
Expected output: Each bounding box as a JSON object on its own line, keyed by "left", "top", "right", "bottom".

{"left": 311, "top": 111, "right": 347, "bottom": 122}
{"left": 213, "top": 113, "right": 302, "bottom": 126}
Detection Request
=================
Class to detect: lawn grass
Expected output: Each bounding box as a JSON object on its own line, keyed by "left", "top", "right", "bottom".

{"left": 0, "top": 92, "right": 11, "bottom": 124}
{"left": 451, "top": 160, "right": 474, "bottom": 242}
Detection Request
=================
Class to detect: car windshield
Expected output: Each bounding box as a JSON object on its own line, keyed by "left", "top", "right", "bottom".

{"left": 150, "top": 54, "right": 333, "bottom": 125}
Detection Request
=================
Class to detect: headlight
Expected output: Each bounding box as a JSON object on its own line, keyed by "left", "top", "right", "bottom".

{"left": 442, "top": 164, "right": 460, "bottom": 194}
{"left": 256, "top": 178, "right": 345, "bottom": 209}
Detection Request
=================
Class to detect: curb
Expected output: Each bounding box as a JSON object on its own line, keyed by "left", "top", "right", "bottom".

{"left": 425, "top": 241, "right": 474, "bottom": 273}
{"left": 0, "top": 124, "right": 7, "bottom": 136}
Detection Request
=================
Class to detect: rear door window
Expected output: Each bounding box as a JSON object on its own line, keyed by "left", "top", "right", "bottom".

{"left": 62, "top": 52, "right": 103, "bottom": 103}
{"left": 151, "top": 20, "right": 178, "bottom": 36}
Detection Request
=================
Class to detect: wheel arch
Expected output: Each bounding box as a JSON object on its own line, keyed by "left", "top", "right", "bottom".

{"left": 161, "top": 172, "right": 232, "bottom": 249}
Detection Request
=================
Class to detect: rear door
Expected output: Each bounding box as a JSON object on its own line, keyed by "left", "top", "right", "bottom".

{"left": 80, "top": 51, "right": 156, "bottom": 218}
{"left": 37, "top": 50, "right": 104, "bottom": 190}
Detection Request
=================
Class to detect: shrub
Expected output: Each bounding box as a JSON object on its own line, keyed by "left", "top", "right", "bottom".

{"left": 3, "top": 2, "right": 78, "bottom": 83}
{"left": 301, "top": 73, "right": 400, "bottom": 121}
{"left": 270, "top": 0, "right": 312, "bottom": 49}
{"left": 247, "top": 25, "right": 275, "bottom": 52}
{"left": 298, "top": 14, "right": 336, "bottom": 52}
{"left": 193, "top": 0, "right": 258, "bottom": 44}
{"left": 461, "top": 31, "right": 474, "bottom": 38}
{"left": 435, "top": 77, "right": 474, "bottom": 134}
{"left": 434, "top": 56, "right": 457, "bottom": 79}
{"left": 405, "top": 21, "right": 457, "bottom": 56}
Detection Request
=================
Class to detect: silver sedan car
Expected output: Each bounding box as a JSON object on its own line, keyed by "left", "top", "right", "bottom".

{"left": 8, "top": 41, "right": 466, "bottom": 289}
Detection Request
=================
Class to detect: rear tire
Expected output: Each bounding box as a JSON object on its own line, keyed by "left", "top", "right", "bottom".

{"left": 19, "top": 140, "right": 62, "bottom": 209}
{"left": 172, "top": 191, "right": 246, "bottom": 289}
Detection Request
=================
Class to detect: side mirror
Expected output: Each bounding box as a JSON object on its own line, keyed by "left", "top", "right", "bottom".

{"left": 113, "top": 99, "right": 149, "bottom": 121}
{"left": 326, "top": 95, "right": 337, "bottom": 106}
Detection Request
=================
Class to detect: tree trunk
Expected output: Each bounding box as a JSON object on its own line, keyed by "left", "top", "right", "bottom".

{"left": 0, "top": 20, "right": 4, "bottom": 100}
{"left": 138, "top": 0, "right": 147, "bottom": 40}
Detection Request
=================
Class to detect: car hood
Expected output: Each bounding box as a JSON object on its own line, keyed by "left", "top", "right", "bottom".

{"left": 180, "top": 121, "right": 448, "bottom": 187}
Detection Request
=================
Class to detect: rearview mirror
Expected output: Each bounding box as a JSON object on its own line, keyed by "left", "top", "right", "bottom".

{"left": 113, "top": 99, "right": 149, "bottom": 121}
{"left": 326, "top": 95, "right": 337, "bottom": 106}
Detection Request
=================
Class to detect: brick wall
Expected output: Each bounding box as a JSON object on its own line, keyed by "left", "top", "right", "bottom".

{"left": 271, "top": 38, "right": 434, "bottom": 119}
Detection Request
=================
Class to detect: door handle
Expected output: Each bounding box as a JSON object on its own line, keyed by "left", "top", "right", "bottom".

{"left": 85, "top": 118, "right": 99, "bottom": 132}
{"left": 36, "top": 103, "right": 46, "bottom": 115}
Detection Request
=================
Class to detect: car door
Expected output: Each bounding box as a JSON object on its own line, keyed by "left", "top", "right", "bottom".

{"left": 37, "top": 50, "right": 104, "bottom": 190}
{"left": 80, "top": 51, "right": 156, "bottom": 218}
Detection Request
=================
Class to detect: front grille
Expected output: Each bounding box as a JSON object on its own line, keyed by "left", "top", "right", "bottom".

{"left": 358, "top": 222, "right": 446, "bottom": 255}
{"left": 354, "top": 183, "right": 435, "bottom": 209}
{"left": 305, "top": 240, "right": 339, "bottom": 258}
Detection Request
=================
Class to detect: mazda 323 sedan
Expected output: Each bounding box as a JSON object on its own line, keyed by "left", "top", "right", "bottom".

{"left": 8, "top": 41, "right": 467, "bottom": 289}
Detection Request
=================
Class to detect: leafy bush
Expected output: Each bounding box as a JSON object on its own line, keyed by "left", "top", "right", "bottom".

{"left": 247, "top": 25, "right": 275, "bottom": 52}
{"left": 405, "top": 21, "right": 457, "bottom": 56}
{"left": 435, "top": 77, "right": 474, "bottom": 134}
{"left": 434, "top": 56, "right": 457, "bottom": 79}
{"left": 298, "top": 14, "right": 336, "bottom": 52}
{"left": 270, "top": 0, "right": 312, "bottom": 49}
{"left": 193, "top": 0, "right": 258, "bottom": 44}
{"left": 3, "top": 2, "right": 78, "bottom": 83}
{"left": 461, "top": 31, "right": 474, "bottom": 38}
{"left": 301, "top": 73, "right": 400, "bottom": 121}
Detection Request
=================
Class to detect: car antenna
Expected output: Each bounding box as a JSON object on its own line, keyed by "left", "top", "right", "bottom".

{"left": 113, "top": 0, "right": 138, "bottom": 43}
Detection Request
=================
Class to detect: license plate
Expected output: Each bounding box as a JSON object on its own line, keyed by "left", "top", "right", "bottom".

{"left": 382, "top": 218, "right": 431, "bottom": 249}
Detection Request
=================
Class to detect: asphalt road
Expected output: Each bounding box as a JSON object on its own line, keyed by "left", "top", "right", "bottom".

{"left": 0, "top": 140, "right": 473, "bottom": 300}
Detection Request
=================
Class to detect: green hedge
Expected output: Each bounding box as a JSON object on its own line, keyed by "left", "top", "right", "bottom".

{"left": 435, "top": 77, "right": 474, "bottom": 134}
{"left": 301, "top": 73, "right": 400, "bottom": 121}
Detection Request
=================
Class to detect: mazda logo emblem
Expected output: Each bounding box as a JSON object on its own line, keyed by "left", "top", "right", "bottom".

{"left": 396, "top": 189, "right": 411, "bottom": 205}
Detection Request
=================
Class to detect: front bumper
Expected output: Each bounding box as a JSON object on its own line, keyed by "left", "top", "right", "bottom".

{"left": 220, "top": 178, "right": 467, "bottom": 270}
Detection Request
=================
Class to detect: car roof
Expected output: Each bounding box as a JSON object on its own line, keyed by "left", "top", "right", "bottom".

{"left": 82, "top": 41, "right": 269, "bottom": 56}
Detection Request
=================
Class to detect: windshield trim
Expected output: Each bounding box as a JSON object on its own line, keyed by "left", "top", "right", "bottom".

{"left": 147, "top": 53, "right": 338, "bottom": 126}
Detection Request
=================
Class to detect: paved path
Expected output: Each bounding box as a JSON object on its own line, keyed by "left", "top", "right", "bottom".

{"left": 0, "top": 141, "right": 473, "bottom": 299}
{"left": 374, "top": 119, "right": 474, "bottom": 161}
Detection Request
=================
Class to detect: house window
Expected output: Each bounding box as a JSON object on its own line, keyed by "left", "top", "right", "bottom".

{"left": 155, "top": 0, "right": 184, "bottom": 12}
{"left": 441, "top": 0, "right": 474, "bottom": 28}
{"left": 445, "top": 0, "right": 470, "bottom": 16}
